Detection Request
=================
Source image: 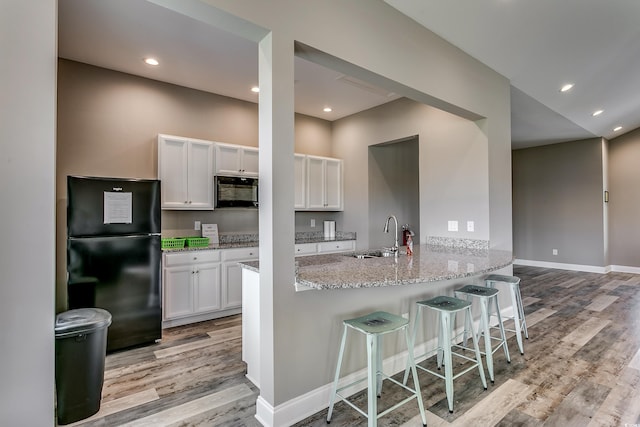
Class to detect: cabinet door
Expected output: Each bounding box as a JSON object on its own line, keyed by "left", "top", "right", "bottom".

{"left": 318, "top": 240, "right": 355, "bottom": 254}
{"left": 215, "top": 144, "right": 242, "bottom": 176}
{"left": 194, "top": 263, "right": 221, "bottom": 313}
{"left": 294, "top": 154, "right": 307, "bottom": 210}
{"left": 241, "top": 147, "right": 259, "bottom": 177}
{"left": 159, "top": 136, "right": 189, "bottom": 209}
{"left": 295, "top": 242, "right": 317, "bottom": 255}
{"left": 187, "top": 141, "right": 214, "bottom": 209}
{"left": 222, "top": 262, "right": 243, "bottom": 309}
{"left": 306, "top": 156, "right": 326, "bottom": 209}
{"left": 164, "top": 266, "right": 193, "bottom": 319}
{"left": 324, "top": 158, "right": 343, "bottom": 210}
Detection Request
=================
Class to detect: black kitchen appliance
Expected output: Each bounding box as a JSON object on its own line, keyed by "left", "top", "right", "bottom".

{"left": 215, "top": 175, "right": 258, "bottom": 208}
{"left": 66, "top": 176, "right": 162, "bottom": 352}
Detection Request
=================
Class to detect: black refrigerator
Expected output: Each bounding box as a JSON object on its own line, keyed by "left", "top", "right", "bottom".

{"left": 67, "top": 176, "right": 162, "bottom": 352}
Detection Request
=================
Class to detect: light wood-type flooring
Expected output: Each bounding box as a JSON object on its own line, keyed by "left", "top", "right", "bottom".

{"left": 66, "top": 266, "right": 640, "bottom": 426}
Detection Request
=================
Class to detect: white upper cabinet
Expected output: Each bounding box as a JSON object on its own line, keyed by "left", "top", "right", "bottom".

{"left": 158, "top": 134, "right": 214, "bottom": 210}
{"left": 294, "top": 154, "right": 307, "bottom": 210}
{"left": 305, "top": 155, "right": 343, "bottom": 211}
{"left": 215, "top": 143, "right": 259, "bottom": 177}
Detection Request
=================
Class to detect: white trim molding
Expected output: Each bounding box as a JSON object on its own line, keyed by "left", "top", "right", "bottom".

{"left": 513, "top": 259, "right": 609, "bottom": 274}
{"left": 609, "top": 265, "right": 640, "bottom": 274}
{"left": 253, "top": 328, "right": 475, "bottom": 426}
{"left": 515, "top": 259, "right": 640, "bottom": 275}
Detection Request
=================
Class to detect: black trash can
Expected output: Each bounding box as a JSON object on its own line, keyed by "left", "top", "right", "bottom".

{"left": 55, "top": 308, "right": 112, "bottom": 425}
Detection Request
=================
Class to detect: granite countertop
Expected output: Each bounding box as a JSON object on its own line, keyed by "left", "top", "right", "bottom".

{"left": 163, "top": 231, "right": 356, "bottom": 252}
{"left": 240, "top": 244, "right": 513, "bottom": 290}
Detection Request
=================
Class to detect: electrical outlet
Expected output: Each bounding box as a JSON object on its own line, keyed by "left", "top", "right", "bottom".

{"left": 401, "top": 312, "right": 409, "bottom": 319}
{"left": 448, "top": 220, "right": 458, "bottom": 232}
{"left": 552, "top": 249, "right": 558, "bottom": 255}
{"left": 467, "top": 221, "right": 475, "bottom": 232}
{"left": 194, "top": 221, "right": 201, "bottom": 231}
{"left": 310, "top": 219, "right": 316, "bottom": 227}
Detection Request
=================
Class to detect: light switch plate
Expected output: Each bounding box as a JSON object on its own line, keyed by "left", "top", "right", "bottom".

{"left": 448, "top": 220, "right": 458, "bottom": 232}
{"left": 310, "top": 219, "right": 316, "bottom": 227}
{"left": 467, "top": 221, "right": 474, "bottom": 232}
{"left": 194, "top": 220, "right": 201, "bottom": 231}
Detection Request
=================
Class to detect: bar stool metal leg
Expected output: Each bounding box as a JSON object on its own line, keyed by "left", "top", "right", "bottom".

{"left": 441, "top": 310, "right": 454, "bottom": 412}
{"left": 327, "top": 326, "right": 349, "bottom": 423}
{"left": 327, "top": 311, "right": 426, "bottom": 426}
{"left": 508, "top": 285, "right": 525, "bottom": 354}
{"left": 485, "top": 274, "right": 528, "bottom": 355}
{"left": 455, "top": 285, "right": 511, "bottom": 383}
{"left": 403, "top": 296, "right": 487, "bottom": 413}
{"left": 366, "top": 333, "right": 377, "bottom": 427}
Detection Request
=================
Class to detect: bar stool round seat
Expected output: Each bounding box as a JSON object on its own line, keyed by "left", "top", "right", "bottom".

{"left": 485, "top": 274, "right": 528, "bottom": 355}
{"left": 327, "top": 311, "right": 426, "bottom": 427}
{"left": 454, "top": 284, "right": 510, "bottom": 383}
{"left": 404, "top": 295, "right": 487, "bottom": 413}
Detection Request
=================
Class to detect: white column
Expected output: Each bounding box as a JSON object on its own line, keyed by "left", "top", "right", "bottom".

{"left": 257, "top": 29, "right": 296, "bottom": 413}
{"left": 0, "top": 0, "right": 56, "bottom": 424}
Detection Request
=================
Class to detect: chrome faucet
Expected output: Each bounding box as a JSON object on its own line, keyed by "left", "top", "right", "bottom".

{"left": 383, "top": 214, "right": 399, "bottom": 256}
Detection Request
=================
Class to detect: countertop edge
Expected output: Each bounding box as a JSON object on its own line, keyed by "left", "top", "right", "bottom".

{"left": 294, "top": 259, "right": 513, "bottom": 290}
{"left": 163, "top": 236, "right": 356, "bottom": 252}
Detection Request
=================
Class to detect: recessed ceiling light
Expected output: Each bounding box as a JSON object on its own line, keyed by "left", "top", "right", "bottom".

{"left": 251, "top": 86, "right": 260, "bottom": 93}
{"left": 592, "top": 110, "right": 604, "bottom": 117}
{"left": 560, "top": 83, "right": 574, "bottom": 92}
{"left": 613, "top": 126, "right": 623, "bottom": 132}
{"left": 144, "top": 57, "right": 159, "bottom": 66}
{"left": 323, "top": 107, "right": 332, "bottom": 112}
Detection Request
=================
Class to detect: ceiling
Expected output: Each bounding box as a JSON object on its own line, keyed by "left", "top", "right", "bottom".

{"left": 58, "top": 0, "right": 640, "bottom": 150}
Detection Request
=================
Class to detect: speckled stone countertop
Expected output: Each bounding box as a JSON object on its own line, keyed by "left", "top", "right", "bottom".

{"left": 240, "top": 244, "right": 513, "bottom": 290}
{"left": 163, "top": 231, "right": 356, "bottom": 252}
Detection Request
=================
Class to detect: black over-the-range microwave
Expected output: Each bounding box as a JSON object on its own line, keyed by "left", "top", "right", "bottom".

{"left": 214, "top": 176, "right": 258, "bottom": 208}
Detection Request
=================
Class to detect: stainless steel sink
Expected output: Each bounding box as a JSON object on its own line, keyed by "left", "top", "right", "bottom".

{"left": 350, "top": 249, "right": 395, "bottom": 259}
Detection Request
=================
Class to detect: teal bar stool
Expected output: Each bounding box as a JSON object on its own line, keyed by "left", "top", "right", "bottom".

{"left": 327, "top": 311, "right": 426, "bottom": 427}
{"left": 454, "top": 284, "right": 510, "bottom": 383}
{"left": 403, "top": 296, "right": 487, "bottom": 413}
{"left": 485, "top": 274, "right": 528, "bottom": 354}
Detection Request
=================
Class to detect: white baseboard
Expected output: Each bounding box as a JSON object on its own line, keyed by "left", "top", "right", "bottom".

{"left": 609, "top": 265, "right": 640, "bottom": 274}
{"left": 514, "top": 259, "right": 640, "bottom": 275}
{"left": 161, "top": 307, "right": 241, "bottom": 329}
{"left": 253, "top": 327, "right": 480, "bottom": 426}
{"left": 513, "top": 259, "right": 609, "bottom": 274}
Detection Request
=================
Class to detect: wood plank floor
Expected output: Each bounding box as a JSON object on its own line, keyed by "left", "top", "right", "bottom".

{"left": 66, "top": 266, "right": 640, "bottom": 426}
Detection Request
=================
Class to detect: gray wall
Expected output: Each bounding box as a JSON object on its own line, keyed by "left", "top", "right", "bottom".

{"left": 334, "top": 98, "right": 491, "bottom": 250}
{"left": 56, "top": 59, "right": 337, "bottom": 310}
{"left": 368, "top": 137, "right": 420, "bottom": 248}
{"left": 0, "top": 1, "right": 56, "bottom": 424}
{"left": 609, "top": 127, "right": 640, "bottom": 266}
{"left": 152, "top": 0, "right": 512, "bottom": 408}
{"left": 10, "top": 0, "right": 512, "bottom": 417}
{"left": 512, "top": 138, "right": 606, "bottom": 266}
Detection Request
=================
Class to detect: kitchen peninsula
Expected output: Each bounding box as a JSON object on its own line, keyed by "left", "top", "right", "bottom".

{"left": 240, "top": 241, "right": 513, "bottom": 395}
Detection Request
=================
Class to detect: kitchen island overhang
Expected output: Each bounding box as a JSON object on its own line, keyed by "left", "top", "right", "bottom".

{"left": 240, "top": 243, "right": 514, "bottom": 424}
{"left": 240, "top": 244, "right": 513, "bottom": 290}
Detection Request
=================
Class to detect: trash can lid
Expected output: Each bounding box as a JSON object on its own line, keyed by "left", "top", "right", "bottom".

{"left": 55, "top": 308, "right": 112, "bottom": 338}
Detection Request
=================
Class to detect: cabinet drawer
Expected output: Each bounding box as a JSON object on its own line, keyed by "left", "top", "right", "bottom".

{"left": 317, "top": 240, "right": 355, "bottom": 253}
{"left": 295, "top": 243, "right": 317, "bottom": 255}
{"left": 165, "top": 250, "right": 220, "bottom": 266}
{"left": 221, "top": 247, "right": 259, "bottom": 261}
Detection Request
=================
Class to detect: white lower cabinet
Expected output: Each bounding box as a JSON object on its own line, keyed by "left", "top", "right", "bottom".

{"left": 162, "top": 250, "right": 223, "bottom": 327}
{"left": 163, "top": 241, "right": 354, "bottom": 327}
{"left": 221, "top": 247, "right": 258, "bottom": 310}
{"left": 294, "top": 242, "right": 318, "bottom": 255}
{"left": 317, "top": 240, "right": 356, "bottom": 254}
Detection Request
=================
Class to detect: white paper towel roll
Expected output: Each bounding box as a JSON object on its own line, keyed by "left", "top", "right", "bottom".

{"left": 324, "top": 220, "right": 336, "bottom": 238}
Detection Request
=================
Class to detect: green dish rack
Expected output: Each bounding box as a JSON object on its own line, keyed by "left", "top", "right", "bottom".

{"left": 185, "top": 237, "right": 210, "bottom": 248}
{"left": 161, "top": 238, "right": 186, "bottom": 249}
